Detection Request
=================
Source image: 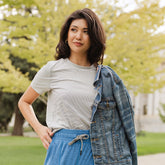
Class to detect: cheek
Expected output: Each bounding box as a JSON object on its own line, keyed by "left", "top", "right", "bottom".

{"left": 68, "top": 32, "right": 74, "bottom": 40}
{"left": 87, "top": 36, "right": 90, "bottom": 43}
{"left": 67, "top": 35, "right": 73, "bottom": 46}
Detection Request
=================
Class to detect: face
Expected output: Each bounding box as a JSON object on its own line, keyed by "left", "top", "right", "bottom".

{"left": 67, "top": 19, "right": 91, "bottom": 57}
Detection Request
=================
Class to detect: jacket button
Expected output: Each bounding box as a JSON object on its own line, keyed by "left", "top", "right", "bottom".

{"left": 91, "top": 138, "right": 99, "bottom": 141}
{"left": 94, "top": 155, "right": 102, "bottom": 159}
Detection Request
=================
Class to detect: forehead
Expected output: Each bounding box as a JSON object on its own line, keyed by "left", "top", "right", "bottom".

{"left": 70, "top": 19, "right": 88, "bottom": 28}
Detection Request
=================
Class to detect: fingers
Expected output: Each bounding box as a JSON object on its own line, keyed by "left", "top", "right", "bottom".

{"left": 43, "top": 139, "right": 50, "bottom": 150}
{"left": 48, "top": 129, "right": 54, "bottom": 137}
{"left": 46, "top": 133, "right": 52, "bottom": 144}
{"left": 43, "top": 131, "right": 53, "bottom": 150}
{"left": 42, "top": 135, "right": 52, "bottom": 150}
{"left": 38, "top": 126, "right": 54, "bottom": 150}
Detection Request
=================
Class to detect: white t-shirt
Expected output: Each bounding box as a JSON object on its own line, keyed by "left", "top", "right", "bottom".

{"left": 31, "top": 58, "right": 97, "bottom": 132}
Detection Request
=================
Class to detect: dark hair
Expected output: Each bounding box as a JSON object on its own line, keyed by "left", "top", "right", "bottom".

{"left": 55, "top": 8, "right": 106, "bottom": 64}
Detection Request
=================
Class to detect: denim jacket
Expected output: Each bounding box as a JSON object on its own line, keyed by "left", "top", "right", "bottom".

{"left": 90, "top": 65, "right": 137, "bottom": 165}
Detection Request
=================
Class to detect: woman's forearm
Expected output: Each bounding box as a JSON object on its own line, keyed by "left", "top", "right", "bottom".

{"left": 18, "top": 100, "right": 42, "bottom": 133}
{"left": 18, "top": 86, "right": 53, "bottom": 149}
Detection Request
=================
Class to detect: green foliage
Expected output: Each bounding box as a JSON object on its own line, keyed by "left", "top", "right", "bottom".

{"left": 8, "top": 54, "right": 47, "bottom": 126}
{"left": 0, "top": 52, "right": 46, "bottom": 133}
{"left": 0, "top": 51, "right": 31, "bottom": 93}
{"left": 104, "top": 2, "right": 165, "bottom": 93}
{"left": 0, "top": 92, "right": 16, "bottom": 132}
{"left": 0, "top": 0, "right": 165, "bottom": 94}
{"left": 9, "top": 54, "right": 38, "bottom": 80}
{"left": 0, "top": 0, "right": 37, "bottom": 7}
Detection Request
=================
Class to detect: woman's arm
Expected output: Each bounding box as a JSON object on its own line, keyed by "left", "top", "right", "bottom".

{"left": 18, "top": 86, "right": 53, "bottom": 149}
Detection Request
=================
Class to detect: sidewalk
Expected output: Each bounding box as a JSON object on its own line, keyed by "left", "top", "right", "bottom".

{"left": 138, "top": 153, "right": 165, "bottom": 165}
{"left": 0, "top": 131, "right": 38, "bottom": 137}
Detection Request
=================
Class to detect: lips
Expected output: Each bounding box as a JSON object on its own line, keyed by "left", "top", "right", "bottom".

{"left": 74, "top": 42, "right": 83, "bottom": 46}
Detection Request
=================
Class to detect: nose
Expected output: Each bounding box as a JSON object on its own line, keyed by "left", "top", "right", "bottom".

{"left": 75, "top": 31, "right": 82, "bottom": 40}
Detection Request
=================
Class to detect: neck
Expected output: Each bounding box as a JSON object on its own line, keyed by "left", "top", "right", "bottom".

{"left": 69, "top": 55, "right": 91, "bottom": 66}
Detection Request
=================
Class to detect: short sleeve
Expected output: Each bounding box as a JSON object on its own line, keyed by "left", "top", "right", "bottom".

{"left": 31, "top": 61, "right": 53, "bottom": 94}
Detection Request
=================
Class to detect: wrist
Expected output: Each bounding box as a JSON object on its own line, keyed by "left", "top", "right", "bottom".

{"left": 32, "top": 122, "right": 43, "bottom": 134}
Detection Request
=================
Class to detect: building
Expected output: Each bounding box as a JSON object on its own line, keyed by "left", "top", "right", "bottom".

{"left": 131, "top": 59, "right": 165, "bottom": 132}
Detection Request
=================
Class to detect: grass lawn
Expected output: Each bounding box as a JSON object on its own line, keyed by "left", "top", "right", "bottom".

{"left": 0, "top": 136, "right": 46, "bottom": 165}
{"left": 136, "top": 132, "right": 165, "bottom": 156}
{"left": 0, "top": 132, "right": 165, "bottom": 164}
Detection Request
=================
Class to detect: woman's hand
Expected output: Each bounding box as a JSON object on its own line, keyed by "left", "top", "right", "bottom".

{"left": 35, "top": 124, "right": 54, "bottom": 150}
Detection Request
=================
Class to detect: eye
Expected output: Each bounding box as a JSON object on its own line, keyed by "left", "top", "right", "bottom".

{"left": 71, "top": 28, "right": 77, "bottom": 32}
{"left": 84, "top": 30, "right": 88, "bottom": 34}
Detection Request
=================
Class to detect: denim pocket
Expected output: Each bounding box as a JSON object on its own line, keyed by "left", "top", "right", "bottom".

{"left": 113, "top": 132, "right": 123, "bottom": 159}
{"left": 98, "top": 99, "right": 116, "bottom": 120}
{"left": 113, "top": 128, "right": 131, "bottom": 161}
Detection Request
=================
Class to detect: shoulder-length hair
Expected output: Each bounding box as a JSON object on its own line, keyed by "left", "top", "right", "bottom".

{"left": 55, "top": 8, "right": 106, "bottom": 64}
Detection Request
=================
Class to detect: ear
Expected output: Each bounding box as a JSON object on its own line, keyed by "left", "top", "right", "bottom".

{"left": 65, "top": 39, "right": 68, "bottom": 44}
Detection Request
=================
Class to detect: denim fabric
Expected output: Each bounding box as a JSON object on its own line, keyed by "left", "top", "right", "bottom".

{"left": 90, "top": 65, "right": 137, "bottom": 165}
{"left": 44, "top": 129, "right": 94, "bottom": 165}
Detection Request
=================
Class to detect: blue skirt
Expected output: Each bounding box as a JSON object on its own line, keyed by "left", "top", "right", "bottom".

{"left": 44, "top": 129, "right": 94, "bottom": 165}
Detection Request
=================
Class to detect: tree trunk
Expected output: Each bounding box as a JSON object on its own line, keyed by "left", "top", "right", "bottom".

{"left": 12, "top": 105, "right": 24, "bottom": 136}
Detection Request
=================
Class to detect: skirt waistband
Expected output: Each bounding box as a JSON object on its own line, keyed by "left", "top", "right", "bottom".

{"left": 52, "top": 129, "right": 90, "bottom": 156}
{"left": 52, "top": 129, "right": 90, "bottom": 140}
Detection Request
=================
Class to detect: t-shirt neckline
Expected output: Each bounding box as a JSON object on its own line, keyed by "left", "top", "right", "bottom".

{"left": 66, "top": 58, "right": 95, "bottom": 70}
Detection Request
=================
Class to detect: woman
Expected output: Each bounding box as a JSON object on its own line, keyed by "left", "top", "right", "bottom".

{"left": 18, "top": 8, "right": 137, "bottom": 165}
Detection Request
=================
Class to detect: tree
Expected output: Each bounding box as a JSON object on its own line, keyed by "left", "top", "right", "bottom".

{"left": 104, "top": 1, "right": 165, "bottom": 93}
{"left": 0, "top": 92, "right": 15, "bottom": 132}
{"left": 9, "top": 55, "right": 39, "bottom": 135}
{"left": 1, "top": 0, "right": 165, "bottom": 94}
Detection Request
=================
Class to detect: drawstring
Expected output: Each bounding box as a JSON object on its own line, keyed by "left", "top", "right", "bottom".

{"left": 68, "top": 134, "right": 89, "bottom": 155}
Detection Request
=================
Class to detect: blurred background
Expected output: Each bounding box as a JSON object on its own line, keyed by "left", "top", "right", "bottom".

{"left": 0, "top": 0, "right": 165, "bottom": 165}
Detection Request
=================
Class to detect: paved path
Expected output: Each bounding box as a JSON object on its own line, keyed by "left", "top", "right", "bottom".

{"left": 138, "top": 153, "right": 165, "bottom": 165}
{"left": 0, "top": 131, "right": 38, "bottom": 137}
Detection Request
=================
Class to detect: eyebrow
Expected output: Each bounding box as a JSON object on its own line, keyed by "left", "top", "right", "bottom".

{"left": 71, "top": 25, "right": 88, "bottom": 30}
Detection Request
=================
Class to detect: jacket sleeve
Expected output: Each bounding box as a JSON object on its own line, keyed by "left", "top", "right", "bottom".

{"left": 113, "top": 79, "right": 138, "bottom": 165}
{"left": 106, "top": 66, "right": 138, "bottom": 165}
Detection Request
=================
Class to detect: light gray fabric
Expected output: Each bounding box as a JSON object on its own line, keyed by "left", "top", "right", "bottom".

{"left": 31, "top": 58, "right": 97, "bottom": 132}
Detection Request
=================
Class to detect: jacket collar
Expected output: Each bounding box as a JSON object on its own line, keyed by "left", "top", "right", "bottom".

{"left": 94, "top": 65, "right": 102, "bottom": 85}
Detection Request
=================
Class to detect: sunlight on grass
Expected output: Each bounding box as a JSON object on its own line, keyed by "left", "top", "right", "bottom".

{"left": 137, "top": 132, "right": 165, "bottom": 156}
{"left": 0, "top": 136, "right": 46, "bottom": 165}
